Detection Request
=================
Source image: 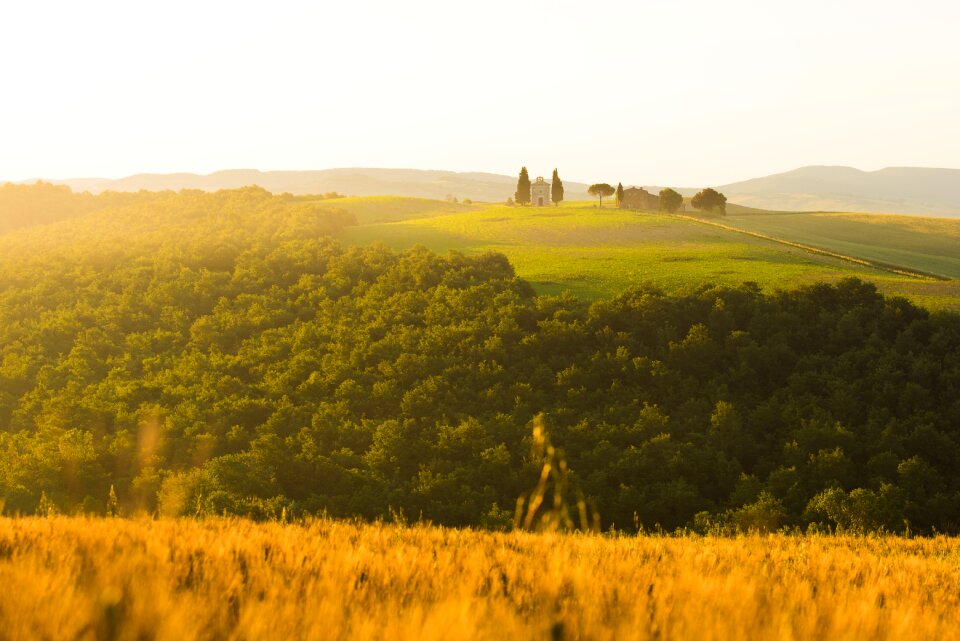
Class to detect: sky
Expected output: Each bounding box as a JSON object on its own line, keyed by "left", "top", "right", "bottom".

{"left": 2, "top": 0, "right": 959, "bottom": 187}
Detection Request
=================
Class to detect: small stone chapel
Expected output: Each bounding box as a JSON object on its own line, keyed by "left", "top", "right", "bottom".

{"left": 531, "top": 176, "right": 551, "bottom": 207}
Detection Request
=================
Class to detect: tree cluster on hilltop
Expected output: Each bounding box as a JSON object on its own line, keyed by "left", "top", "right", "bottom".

{"left": 511, "top": 167, "right": 723, "bottom": 216}
{"left": 514, "top": 167, "right": 565, "bottom": 206}
{"left": 659, "top": 188, "right": 684, "bottom": 213}
{"left": 692, "top": 188, "right": 727, "bottom": 215}
{"left": 1, "top": 184, "right": 960, "bottom": 534}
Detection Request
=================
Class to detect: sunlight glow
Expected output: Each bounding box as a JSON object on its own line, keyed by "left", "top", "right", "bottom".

{"left": 1, "top": 0, "right": 958, "bottom": 185}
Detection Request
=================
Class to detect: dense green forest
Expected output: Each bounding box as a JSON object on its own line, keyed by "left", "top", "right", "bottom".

{"left": 0, "top": 182, "right": 148, "bottom": 234}
{"left": 2, "top": 184, "right": 960, "bottom": 533}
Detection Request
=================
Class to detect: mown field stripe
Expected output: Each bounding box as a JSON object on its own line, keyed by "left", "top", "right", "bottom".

{"left": 672, "top": 214, "right": 952, "bottom": 281}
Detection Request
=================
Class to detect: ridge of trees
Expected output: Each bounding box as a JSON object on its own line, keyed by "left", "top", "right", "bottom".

{"left": 0, "top": 181, "right": 347, "bottom": 237}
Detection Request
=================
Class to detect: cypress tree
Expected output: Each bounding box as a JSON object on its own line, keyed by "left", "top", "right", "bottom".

{"left": 615, "top": 182, "right": 624, "bottom": 208}
{"left": 515, "top": 167, "right": 531, "bottom": 206}
{"left": 551, "top": 168, "right": 564, "bottom": 206}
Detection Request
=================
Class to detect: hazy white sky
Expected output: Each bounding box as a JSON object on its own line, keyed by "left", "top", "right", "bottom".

{"left": 2, "top": 0, "right": 958, "bottom": 187}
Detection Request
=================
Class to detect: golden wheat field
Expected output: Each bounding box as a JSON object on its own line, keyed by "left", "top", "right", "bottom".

{"left": 2, "top": 517, "right": 960, "bottom": 641}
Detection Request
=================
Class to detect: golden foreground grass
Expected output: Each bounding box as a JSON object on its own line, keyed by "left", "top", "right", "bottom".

{"left": 3, "top": 517, "right": 960, "bottom": 641}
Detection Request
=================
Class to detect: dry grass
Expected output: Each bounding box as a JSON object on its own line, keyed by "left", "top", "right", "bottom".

{"left": 2, "top": 517, "right": 960, "bottom": 641}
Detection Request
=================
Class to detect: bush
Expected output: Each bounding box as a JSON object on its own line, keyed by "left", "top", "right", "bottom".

{"left": 728, "top": 492, "right": 786, "bottom": 533}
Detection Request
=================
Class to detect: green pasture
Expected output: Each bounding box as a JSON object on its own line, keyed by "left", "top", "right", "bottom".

{"left": 338, "top": 200, "right": 960, "bottom": 307}
{"left": 323, "top": 195, "right": 479, "bottom": 225}
{"left": 724, "top": 212, "right": 960, "bottom": 280}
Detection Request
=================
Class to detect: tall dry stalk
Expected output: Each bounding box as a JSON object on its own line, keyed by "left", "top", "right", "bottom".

{"left": 514, "top": 414, "right": 599, "bottom": 533}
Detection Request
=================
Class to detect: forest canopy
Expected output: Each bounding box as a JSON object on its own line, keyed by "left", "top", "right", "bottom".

{"left": 2, "top": 184, "right": 960, "bottom": 534}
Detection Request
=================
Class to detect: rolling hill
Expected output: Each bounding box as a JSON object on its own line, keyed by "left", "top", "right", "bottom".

{"left": 724, "top": 211, "right": 960, "bottom": 280}
{"left": 337, "top": 199, "right": 960, "bottom": 310}
{"left": 6, "top": 185, "right": 960, "bottom": 536}
{"left": 717, "top": 166, "right": 960, "bottom": 217}
{"left": 16, "top": 168, "right": 592, "bottom": 204}
{"left": 12, "top": 164, "right": 960, "bottom": 216}
{"left": 4, "top": 182, "right": 958, "bottom": 308}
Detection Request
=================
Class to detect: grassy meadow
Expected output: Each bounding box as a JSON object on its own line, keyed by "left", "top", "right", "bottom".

{"left": 725, "top": 211, "right": 960, "bottom": 279}
{"left": 326, "top": 195, "right": 476, "bottom": 224}
{"left": 336, "top": 199, "right": 960, "bottom": 308}
{"left": 3, "top": 516, "right": 960, "bottom": 641}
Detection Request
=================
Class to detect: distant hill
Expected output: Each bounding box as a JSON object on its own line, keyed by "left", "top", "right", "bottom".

{"left": 12, "top": 165, "right": 960, "bottom": 216}
{"left": 19, "top": 168, "right": 593, "bottom": 203}
{"left": 716, "top": 166, "right": 960, "bottom": 217}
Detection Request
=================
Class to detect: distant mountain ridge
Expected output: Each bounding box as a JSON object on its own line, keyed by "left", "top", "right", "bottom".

{"left": 10, "top": 165, "right": 960, "bottom": 216}
{"left": 716, "top": 166, "right": 960, "bottom": 217}
{"left": 16, "top": 168, "right": 593, "bottom": 204}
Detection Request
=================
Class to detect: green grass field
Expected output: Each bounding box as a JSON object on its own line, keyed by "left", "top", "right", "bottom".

{"left": 725, "top": 211, "right": 960, "bottom": 279}
{"left": 323, "top": 195, "right": 477, "bottom": 225}
{"left": 336, "top": 199, "right": 960, "bottom": 308}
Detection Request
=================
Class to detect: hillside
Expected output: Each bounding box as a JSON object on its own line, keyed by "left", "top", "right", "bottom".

{"left": 17, "top": 168, "right": 593, "bottom": 204}
{"left": 718, "top": 166, "right": 960, "bottom": 217}
{"left": 12, "top": 164, "right": 960, "bottom": 217}
{"left": 339, "top": 200, "right": 960, "bottom": 309}
{"left": 724, "top": 211, "right": 960, "bottom": 280}
{"left": 5, "top": 187, "right": 960, "bottom": 532}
